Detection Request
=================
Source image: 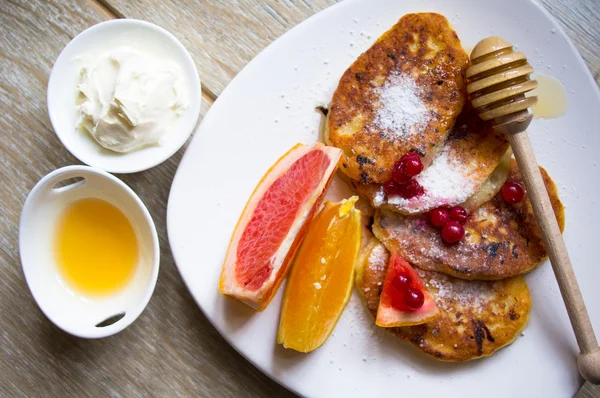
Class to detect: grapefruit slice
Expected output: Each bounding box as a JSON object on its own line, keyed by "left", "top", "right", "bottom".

{"left": 278, "top": 196, "right": 361, "bottom": 352}
{"left": 219, "top": 143, "right": 342, "bottom": 311}
{"left": 376, "top": 252, "right": 439, "bottom": 327}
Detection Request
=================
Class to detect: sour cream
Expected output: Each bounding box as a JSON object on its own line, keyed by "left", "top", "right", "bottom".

{"left": 75, "top": 46, "right": 188, "bottom": 153}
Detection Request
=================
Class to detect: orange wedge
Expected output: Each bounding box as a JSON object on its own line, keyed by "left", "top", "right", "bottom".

{"left": 278, "top": 196, "right": 361, "bottom": 352}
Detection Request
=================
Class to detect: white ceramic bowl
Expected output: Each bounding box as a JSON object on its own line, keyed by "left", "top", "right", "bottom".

{"left": 47, "top": 19, "right": 201, "bottom": 174}
{"left": 19, "top": 166, "right": 160, "bottom": 338}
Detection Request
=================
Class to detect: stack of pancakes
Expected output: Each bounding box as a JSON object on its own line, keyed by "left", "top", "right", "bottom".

{"left": 326, "top": 13, "right": 565, "bottom": 361}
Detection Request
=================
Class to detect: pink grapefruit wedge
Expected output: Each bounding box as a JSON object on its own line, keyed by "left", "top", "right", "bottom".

{"left": 376, "top": 252, "right": 439, "bottom": 327}
{"left": 219, "top": 143, "right": 342, "bottom": 311}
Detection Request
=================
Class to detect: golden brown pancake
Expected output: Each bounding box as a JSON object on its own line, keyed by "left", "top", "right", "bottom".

{"left": 372, "top": 160, "right": 565, "bottom": 280}
{"left": 356, "top": 237, "right": 531, "bottom": 361}
{"left": 354, "top": 107, "right": 510, "bottom": 214}
{"left": 460, "top": 148, "right": 512, "bottom": 213}
{"left": 326, "top": 13, "right": 469, "bottom": 184}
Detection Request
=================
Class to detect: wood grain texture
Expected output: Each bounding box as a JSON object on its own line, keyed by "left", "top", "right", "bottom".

{"left": 98, "top": 0, "right": 342, "bottom": 96}
{"left": 0, "top": 0, "right": 599, "bottom": 397}
{"left": 577, "top": 382, "right": 600, "bottom": 398}
{"left": 0, "top": 1, "right": 289, "bottom": 397}
{"left": 468, "top": 35, "right": 600, "bottom": 384}
{"left": 540, "top": 0, "right": 600, "bottom": 82}
{"left": 99, "top": 0, "right": 600, "bottom": 97}
{"left": 509, "top": 131, "right": 600, "bottom": 382}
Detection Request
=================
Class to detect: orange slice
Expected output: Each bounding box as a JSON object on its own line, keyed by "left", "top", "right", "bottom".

{"left": 219, "top": 143, "right": 342, "bottom": 311}
{"left": 278, "top": 196, "right": 361, "bottom": 352}
{"left": 376, "top": 252, "right": 439, "bottom": 327}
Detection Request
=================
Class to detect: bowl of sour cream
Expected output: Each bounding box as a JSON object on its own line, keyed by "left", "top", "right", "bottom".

{"left": 47, "top": 19, "right": 201, "bottom": 173}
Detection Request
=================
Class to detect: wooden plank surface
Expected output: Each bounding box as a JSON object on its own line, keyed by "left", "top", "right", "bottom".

{"left": 0, "top": 1, "right": 287, "bottom": 397}
{"left": 0, "top": 0, "right": 599, "bottom": 397}
{"left": 100, "top": 0, "right": 600, "bottom": 96}
{"left": 97, "top": 0, "right": 342, "bottom": 96}
{"left": 577, "top": 383, "right": 600, "bottom": 398}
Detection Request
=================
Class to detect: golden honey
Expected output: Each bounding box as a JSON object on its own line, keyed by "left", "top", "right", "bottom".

{"left": 530, "top": 73, "right": 568, "bottom": 119}
{"left": 54, "top": 198, "right": 138, "bottom": 296}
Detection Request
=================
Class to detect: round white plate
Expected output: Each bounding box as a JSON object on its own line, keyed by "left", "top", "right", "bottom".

{"left": 167, "top": 0, "right": 600, "bottom": 396}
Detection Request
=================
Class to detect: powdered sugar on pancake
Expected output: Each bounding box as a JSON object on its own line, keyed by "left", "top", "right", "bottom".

{"left": 367, "top": 243, "right": 388, "bottom": 274}
{"left": 373, "top": 149, "right": 478, "bottom": 213}
{"left": 372, "top": 73, "right": 431, "bottom": 138}
{"left": 361, "top": 240, "right": 498, "bottom": 317}
{"left": 419, "top": 269, "right": 496, "bottom": 314}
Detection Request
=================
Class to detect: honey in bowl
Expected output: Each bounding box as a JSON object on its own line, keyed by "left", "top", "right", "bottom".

{"left": 54, "top": 198, "right": 138, "bottom": 296}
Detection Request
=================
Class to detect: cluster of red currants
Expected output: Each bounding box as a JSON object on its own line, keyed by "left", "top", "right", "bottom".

{"left": 429, "top": 206, "right": 467, "bottom": 244}
{"left": 383, "top": 152, "right": 424, "bottom": 199}
{"left": 390, "top": 269, "right": 424, "bottom": 311}
{"left": 428, "top": 180, "right": 526, "bottom": 244}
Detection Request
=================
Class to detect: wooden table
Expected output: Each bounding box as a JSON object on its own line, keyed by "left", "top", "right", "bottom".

{"left": 1, "top": 1, "right": 599, "bottom": 396}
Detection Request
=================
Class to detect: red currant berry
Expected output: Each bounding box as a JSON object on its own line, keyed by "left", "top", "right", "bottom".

{"left": 391, "top": 161, "right": 411, "bottom": 184}
{"left": 384, "top": 180, "right": 402, "bottom": 196}
{"left": 391, "top": 291, "right": 406, "bottom": 311}
{"left": 392, "top": 271, "right": 412, "bottom": 291}
{"left": 449, "top": 206, "right": 468, "bottom": 224}
{"left": 501, "top": 181, "right": 525, "bottom": 204}
{"left": 402, "top": 155, "right": 423, "bottom": 177}
{"left": 429, "top": 207, "right": 449, "bottom": 227}
{"left": 398, "top": 179, "right": 424, "bottom": 199}
{"left": 402, "top": 151, "right": 420, "bottom": 161}
{"left": 392, "top": 152, "right": 423, "bottom": 183}
{"left": 405, "top": 288, "right": 425, "bottom": 310}
{"left": 441, "top": 220, "right": 465, "bottom": 244}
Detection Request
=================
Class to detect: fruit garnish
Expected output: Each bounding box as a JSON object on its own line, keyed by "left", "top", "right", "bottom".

{"left": 386, "top": 152, "right": 426, "bottom": 199}
{"left": 391, "top": 271, "right": 411, "bottom": 291}
{"left": 397, "top": 179, "right": 424, "bottom": 199}
{"left": 431, "top": 207, "right": 466, "bottom": 242}
{"left": 375, "top": 252, "right": 439, "bottom": 327}
{"left": 402, "top": 152, "right": 424, "bottom": 177}
{"left": 429, "top": 207, "right": 449, "bottom": 227}
{"left": 391, "top": 162, "right": 412, "bottom": 184}
{"left": 219, "top": 143, "right": 342, "bottom": 311}
{"left": 405, "top": 289, "right": 425, "bottom": 311}
{"left": 278, "top": 196, "right": 361, "bottom": 352}
{"left": 391, "top": 152, "right": 424, "bottom": 184}
{"left": 449, "top": 206, "right": 467, "bottom": 224}
{"left": 501, "top": 181, "right": 525, "bottom": 204}
{"left": 441, "top": 220, "right": 465, "bottom": 244}
{"left": 384, "top": 180, "right": 402, "bottom": 195}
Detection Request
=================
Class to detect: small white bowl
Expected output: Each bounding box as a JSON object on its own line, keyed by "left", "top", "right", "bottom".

{"left": 47, "top": 19, "right": 201, "bottom": 174}
{"left": 19, "top": 166, "right": 160, "bottom": 338}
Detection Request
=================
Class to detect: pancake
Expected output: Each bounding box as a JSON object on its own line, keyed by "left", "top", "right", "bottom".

{"left": 355, "top": 237, "right": 531, "bottom": 361}
{"left": 460, "top": 148, "right": 512, "bottom": 213}
{"left": 354, "top": 107, "right": 510, "bottom": 214}
{"left": 326, "top": 13, "right": 469, "bottom": 184}
{"left": 372, "top": 159, "right": 565, "bottom": 280}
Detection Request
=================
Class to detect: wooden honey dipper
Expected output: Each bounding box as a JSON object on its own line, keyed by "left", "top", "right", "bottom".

{"left": 467, "top": 36, "right": 600, "bottom": 384}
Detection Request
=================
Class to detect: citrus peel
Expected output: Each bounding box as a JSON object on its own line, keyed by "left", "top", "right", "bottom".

{"left": 278, "top": 196, "right": 361, "bottom": 352}
{"left": 219, "top": 143, "right": 342, "bottom": 311}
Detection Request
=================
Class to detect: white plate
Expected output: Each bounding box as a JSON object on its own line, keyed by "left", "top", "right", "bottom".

{"left": 167, "top": 0, "right": 600, "bottom": 396}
